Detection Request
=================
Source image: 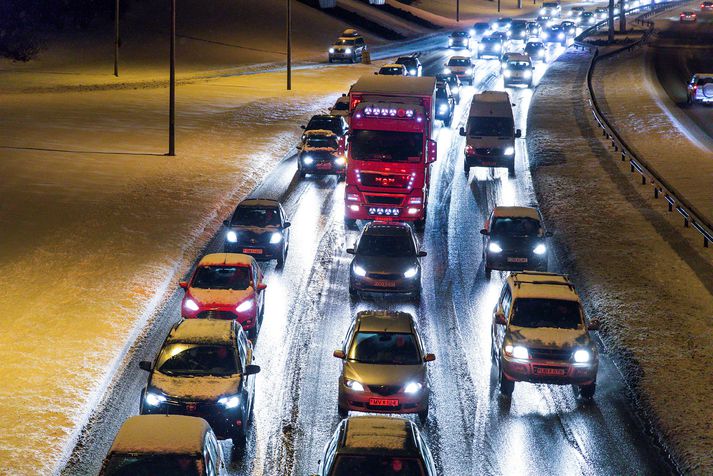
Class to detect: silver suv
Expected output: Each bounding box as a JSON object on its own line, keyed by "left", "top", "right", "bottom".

{"left": 328, "top": 29, "right": 367, "bottom": 63}
{"left": 687, "top": 74, "right": 713, "bottom": 105}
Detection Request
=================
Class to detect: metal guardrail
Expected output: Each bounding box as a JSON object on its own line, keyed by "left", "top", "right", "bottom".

{"left": 571, "top": 1, "right": 713, "bottom": 249}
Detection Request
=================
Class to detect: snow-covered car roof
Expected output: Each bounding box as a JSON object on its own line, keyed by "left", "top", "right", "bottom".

{"left": 198, "top": 252, "right": 255, "bottom": 268}
{"left": 108, "top": 415, "right": 210, "bottom": 455}
{"left": 303, "top": 129, "right": 337, "bottom": 137}
{"left": 380, "top": 63, "right": 406, "bottom": 69}
{"left": 505, "top": 53, "right": 531, "bottom": 63}
{"left": 342, "top": 28, "right": 360, "bottom": 37}
{"left": 166, "top": 318, "right": 236, "bottom": 345}
{"left": 508, "top": 271, "right": 580, "bottom": 302}
{"left": 355, "top": 310, "right": 415, "bottom": 333}
{"left": 492, "top": 206, "right": 541, "bottom": 220}
{"left": 238, "top": 198, "right": 280, "bottom": 208}
{"left": 342, "top": 416, "right": 417, "bottom": 453}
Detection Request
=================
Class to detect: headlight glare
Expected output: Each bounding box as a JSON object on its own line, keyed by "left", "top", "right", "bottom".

{"left": 345, "top": 379, "right": 364, "bottom": 391}
{"left": 344, "top": 48, "right": 352, "bottom": 54}
{"left": 184, "top": 298, "right": 199, "bottom": 312}
{"left": 504, "top": 146, "right": 515, "bottom": 155}
{"left": 303, "top": 155, "right": 314, "bottom": 165}
{"left": 524, "top": 70, "right": 532, "bottom": 78}
{"left": 404, "top": 382, "right": 423, "bottom": 394}
{"left": 226, "top": 230, "right": 237, "bottom": 243}
{"left": 353, "top": 265, "right": 367, "bottom": 277}
{"left": 574, "top": 350, "right": 591, "bottom": 363}
{"left": 533, "top": 243, "right": 547, "bottom": 255}
{"left": 218, "top": 395, "right": 241, "bottom": 408}
{"left": 145, "top": 392, "right": 166, "bottom": 407}
{"left": 404, "top": 267, "right": 418, "bottom": 278}
{"left": 488, "top": 242, "right": 503, "bottom": 253}
{"left": 335, "top": 156, "right": 346, "bottom": 166}
{"left": 329, "top": 48, "right": 334, "bottom": 53}
{"left": 443, "top": 67, "right": 451, "bottom": 74}
{"left": 236, "top": 300, "right": 254, "bottom": 313}
{"left": 513, "top": 345, "right": 529, "bottom": 359}
{"left": 439, "top": 104, "right": 449, "bottom": 113}
{"left": 270, "top": 232, "right": 282, "bottom": 244}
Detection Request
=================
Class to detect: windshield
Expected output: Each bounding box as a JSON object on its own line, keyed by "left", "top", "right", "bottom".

{"left": 511, "top": 298, "right": 582, "bottom": 329}
{"left": 307, "top": 118, "right": 341, "bottom": 134}
{"left": 230, "top": 206, "right": 281, "bottom": 227}
{"left": 104, "top": 455, "right": 202, "bottom": 476}
{"left": 436, "top": 87, "right": 448, "bottom": 99}
{"left": 348, "top": 332, "right": 421, "bottom": 365}
{"left": 482, "top": 37, "right": 500, "bottom": 44}
{"left": 527, "top": 43, "right": 544, "bottom": 49}
{"left": 191, "top": 266, "right": 250, "bottom": 290}
{"left": 453, "top": 31, "right": 468, "bottom": 37}
{"left": 331, "top": 455, "right": 424, "bottom": 476}
{"left": 357, "top": 234, "right": 416, "bottom": 257}
{"left": 395, "top": 58, "right": 414, "bottom": 66}
{"left": 468, "top": 116, "right": 514, "bottom": 137}
{"left": 380, "top": 67, "right": 403, "bottom": 75}
{"left": 474, "top": 24, "right": 490, "bottom": 31}
{"left": 448, "top": 58, "right": 471, "bottom": 66}
{"left": 306, "top": 136, "right": 339, "bottom": 148}
{"left": 350, "top": 130, "right": 423, "bottom": 163}
{"left": 491, "top": 217, "right": 541, "bottom": 236}
{"left": 157, "top": 344, "right": 238, "bottom": 376}
{"left": 335, "top": 39, "right": 355, "bottom": 45}
{"left": 333, "top": 101, "right": 349, "bottom": 111}
{"left": 507, "top": 61, "right": 531, "bottom": 69}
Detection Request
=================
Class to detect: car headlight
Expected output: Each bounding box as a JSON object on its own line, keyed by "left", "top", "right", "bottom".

{"left": 465, "top": 68, "right": 473, "bottom": 75}
{"left": 443, "top": 67, "right": 451, "bottom": 74}
{"left": 452, "top": 86, "right": 459, "bottom": 93}
{"left": 488, "top": 242, "right": 503, "bottom": 253}
{"left": 538, "top": 50, "right": 545, "bottom": 57}
{"left": 344, "top": 48, "right": 352, "bottom": 54}
{"left": 302, "top": 155, "right": 314, "bottom": 165}
{"left": 353, "top": 264, "right": 367, "bottom": 277}
{"left": 404, "top": 382, "right": 423, "bottom": 394}
{"left": 533, "top": 243, "right": 547, "bottom": 255}
{"left": 504, "top": 146, "right": 515, "bottom": 155}
{"left": 236, "top": 300, "right": 254, "bottom": 313}
{"left": 494, "top": 44, "right": 501, "bottom": 51}
{"left": 226, "top": 230, "right": 238, "bottom": 243}
{"left": 145, "top": 392, "right": 166, "bottom": 407}
{"left": 329, "top": 48, "right": 335, "bottom": 53}
{"left": 512, "top": 345, "right": 529, "bottom": 359}
{"left": 469, "top": 29, "right": 475, "bottom": 35}
{"left": 449, "top": 39, "right": 454, "bottom": 45}
{"left": 404, "top": 267, "right": 418, "bottom": 278}
{"left": 335, "top": 156, "right": 346, "bottom": 166}
{"left": 504, "top": 69, "right": 512, "bottom": 78}
{"left": 558, "top": 33, "right": 564, "bottom": 39}
{"left": 540, "top": 8, "right": 546, "bottom": 13}
{"left": 574, "top": 349, "right": 591, "bottom": 363}
{"left": 270, "top": 232, "right": 282, "bottom": 244}
{"left": 218, "top": 395, "right": 241, "bottom": 409}
{"left": 439, "top": 104, "right": 449, "bottom": 113}
{"left": 410, "top": 69, "right": 417, "bottom": 75}
{"left": 345, "top": 379, "right": 364, "bottom": 391}
{"left": 479, "top": 43, "right": 485, "bottom": 50}
{"left": 184, "top": 298, "right": 199, "bottom": 311}
{"left": 523, "top": 70, "right": 532, "bottom": 79}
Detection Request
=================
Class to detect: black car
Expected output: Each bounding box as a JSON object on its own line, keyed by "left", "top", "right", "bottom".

{"left": 297, "top": 130, "right": 346, "bottom": 179}
{"left": 223, "top": 198, "right": 291, "bottom": 267}
{"left": 301, "top": 114, "right": 348, "bottom": 143}
{"left": 448, "top": 31, "right": 472, "bottom": 49}
{"left": 435, "top": 82, "right": 455, "bottom": 126}
{"left": 470, "top": 22, "right": 492, "bottom": 39}
{"left": 560, "top": 20, "right": 576, "bottom": 37}
{"left": 536, "top": 15, "right": 553, "bottom": 28}
{"left": 526, "top": 21, "right": 542, "bottom": 38}
{"left": 524, "top": 41, "right": 546, "bottom": 62}
{"left": 509, "top": 23, "right": 529, "bottom": 41}
{"left": 477, "top": 36, "right": 504, "bottom": 59}
{"left": 395, "top": 55, "right": 423, "bottom": 76}
{"left": 492, "top": 17, "right": 513, "bottom": 33}
{"left": 139, "top": 319, "right": 260, "bottom": 445}
{"left": 581, "top": 11, "right": 596, "bottom": 26}
{"left": 542, "top": 25, "right": 567, "bottom": 45}
{"left": 347, "top": 222, "right": 426, "bottom": 299}
{"left": 480, "top": 206, "right": 551, "bottom": 278}
{"left": 435, "top": 72, "right": 462, "bottom": 103}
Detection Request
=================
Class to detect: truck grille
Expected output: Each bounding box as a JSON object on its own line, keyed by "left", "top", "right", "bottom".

{"left": 359, "top": 172, "right": 413, "bottom": 188}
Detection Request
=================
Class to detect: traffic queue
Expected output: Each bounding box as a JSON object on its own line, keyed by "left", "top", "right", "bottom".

{"left": 98, "top": 21, "right": 603, "bottom": 476}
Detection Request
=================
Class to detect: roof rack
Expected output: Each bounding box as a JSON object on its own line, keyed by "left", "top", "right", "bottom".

{"left": 511, "top": 271, "right": 575, "bottom": 291}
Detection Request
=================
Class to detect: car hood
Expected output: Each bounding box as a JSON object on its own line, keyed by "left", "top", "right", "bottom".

{"left": 343, "top": 361, "right": 425, "bottom": 386}
{"left": 150, "top": 372, "right": 241, "bottom": 401}
{"left": 508, "top": 325, "right": 590, "bottom": 350}
{"left": 188, "top": 288, "right": 254, "bottom": 307}
{"left": 353, "top": 255, "right": 418, "bottom": 274}
{"left": 489, "top": 235, "right": 543, "bottom": 250}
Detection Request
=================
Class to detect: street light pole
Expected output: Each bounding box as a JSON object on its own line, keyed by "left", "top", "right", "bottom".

{"left": 457, "top": 0, "right": 460, "bottom": 22}
{"left": 287, "top": 0, "right": 292, "bottom": 90}
{"left": 498, "top": 0, "right": 501, "bottom": 13}
{"left": 168, "top": 0, "right": 176, "bottom": 156}
{"left": 114, "top": 0, "right": 119, "bottom": 76}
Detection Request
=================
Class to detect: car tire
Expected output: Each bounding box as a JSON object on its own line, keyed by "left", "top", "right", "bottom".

{"left": 277, "top": 246, "right": 286, "bottom": 269}
{"left": 349, "top": 285, "right": 358, "bottom": 299}
{"left": 579, "top": 383, "right": 596, "bottom": 399}
{"left": 508, "top": 163, "right": 515, "bottom": 177}
{"left": 345, "top": 218, "right": 357, "bottom": 229}
{"left": 248, "top": 319, "right": 260, "bottom": 341}
{"left": 231, "top": 422, "right": 247, "bottom": 447}
{"left": 464, "top": 163, "right": 470, "bottom": 176}
{"left": 299, "top": 169, "right": 306, "bottom": 178}
{"left": 338, "top": 404, "right": 349, "bottom": 419}
{"left": 499, "top": 371, "right": 514, "bottom": 397}
{"left": 484, "top": 267, "right": 492, "bottom": 279}
{"left": 418, "top": 407, "right": 429, "bottom": 425}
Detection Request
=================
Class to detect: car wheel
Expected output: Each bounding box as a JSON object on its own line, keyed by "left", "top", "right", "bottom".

{"left": 499, "top": 371, "right": 514, "bottom": 397}
{"left": 485, "top": 267, "right": 492, "bottom": 279}
{"left": 507, "top": 163, "right": 515, "bottom": 177}
{"left": 345, "top": 218, "right": 357, "bottom": 229}
{"left": 349, "top": 285, "right": 358, "bottom": 299}
{"left": 299, "top": 169, "right": 306, "bottom": 178}
{"left": 248, "top": 319, "right": 260, "bottom": 341}
{"left": 277, "top": 246, "right": 286, "bottom": 268}
{"left": 231, "top": 415, "right": 248, "bottom": 447}
{"left": 464, "top": 163, "right": 470, "bottom": 176}
{"left": 338, "top": 404, "right": 349, "bottom": 419}
{"left": 418, "top": 407, "right": 429, "bottom": 424}
{"left": 579, "top": 383, "right": 596, "bottom": 399}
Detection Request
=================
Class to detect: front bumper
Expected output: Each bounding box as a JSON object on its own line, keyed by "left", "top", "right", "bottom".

{"left": 692, "top": 95, "right": 713, "bottom": 104}
{"left": 339, "top": 382, "right": 429, "bottom": 414}
{"left": 300, "top": 160, "right": 346, "bottom": 175}
{"left": 501, "top": 356, "right": 597, "bottom": 386}
{"left": 504, "top": 75, "right": 532, "bottom": 85}
{"left": 329, "top": 52, "right": 354, "bottom": 60}
{"left": 478, "top": 51, "right": 501, "bottom": 58}
{"left": 486, "top": 252, "right": 547, "bottom": 272}
{"left": 225, "top": 241, "right": 283, "bottom": 260}
{"left": 350, "top": 273, "right": 421, "bottom": 294}
{"left": 345, "top": 202, "right": 424, "bottom": 222}
{"left": 465, "top": 152, "right": 514, "bottom": 168}
{"left": 142, "top": 400, "right": 245, "bottom": 439}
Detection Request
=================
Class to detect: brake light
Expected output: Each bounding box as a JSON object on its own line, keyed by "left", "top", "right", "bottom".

{"left": 465, "top": 145, "right": 474, "bottom": 155}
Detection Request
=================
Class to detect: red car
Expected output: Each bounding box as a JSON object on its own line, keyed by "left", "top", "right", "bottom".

{"left": 679, "top": 11, "right": 697, "bottom": 22}
{"left": 701, "top": 2, "right": 713, "bottom": 11}
{"left": 180, "top": 253, "right": 266, "bottom": 339}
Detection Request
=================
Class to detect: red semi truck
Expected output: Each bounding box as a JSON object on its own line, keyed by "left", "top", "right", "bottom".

{"left": 344, "top": 76, "right": 437, "bottom": 230}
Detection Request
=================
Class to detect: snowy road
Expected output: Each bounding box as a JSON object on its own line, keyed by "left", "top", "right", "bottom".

{"left": 62, "top": 36, "right": 678, "bottom": 475}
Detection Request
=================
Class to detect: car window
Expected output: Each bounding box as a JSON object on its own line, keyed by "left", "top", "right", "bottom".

{"left": 156, "top": 344, "right": 239, "bottom": 376}
{"left": 502, "top": 286, "right": 513, "bottom": 317}
{"left": 231, "top": 207, "right": 281, "bottom": 226}
{"left": 491, "top": 217, "right": 541, "bottom": 236}
{"left": 380, "top": 67, "right": 404, "bottom": 75}
{"left": 448, "top": 58, "right": 471, "bottom": 66}
{"left": 468, "top": 116, "right": 514, "bottom": 137}
{"left": 330, "top": 455, "right": 425, "bottom": 476}
{"left": 192, "top": 266, "right": 251, "bottom": 290}
{"left": 348, "top": 332, "right": 421, "bottom": 365}
{"left": 103, "top": 455, "right": 202, "bottom": 476}
{"left": 356, "top": 233, "right": 416, "bottom": 257}
{"left": 335, "top": 39, "right": 355, "bottom": 45}
{"left": 510, "top": 298, "right": 583, "bottom": 329}
{"left": 333, "top": 101, "right": 349, "bottom": 111}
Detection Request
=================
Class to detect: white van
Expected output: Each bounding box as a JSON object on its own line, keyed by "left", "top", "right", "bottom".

{"left": 459, "top": 91, "right": 521, "bottom": 176}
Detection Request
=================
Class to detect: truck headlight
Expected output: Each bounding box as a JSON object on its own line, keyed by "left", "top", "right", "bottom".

{"left": 236, "top": 300, "right": 254, "bottom": 313}
{"left": 410, "top": 69, "right": 417, "bottom": 75}
{"left": 404, "top": 382, "right": 423, "bottom": 394}
{"left": 533, "top": 243, "right": 547, "bottom": 255}
{"left": 329, "top": 48, "right": 334, "bottom": 53}
{"left": 344, "top": 48, "right": 352, "bottom": 54}
{"left": 218, "top": 395, "right": 241, "bottom": 409}
{"left": 494, "top": 44, "right": 501, "bottom": 51}
{"left": 184, "top": 298, "right": 199, "bottom": 311}
{"left": 145, "top": 392, "right": 166, "bottom": 407}
{"left": 574, "top": 350, "right": 591, "bottom": 363}
{"left": 504, "top": 146, "right": 515, "bottom": 155}
{"left": 226, "top": 230, "right": 238, "bottom": 243}
{"left": 270, "top": 232, "right": 283, "bottom": 244}
{"left": 404, "top": 267, "right": 418, "bottom": 278}
{"left": 488, "top": 242, "right": 503, "bottom": 253}
{"left": 345, "top": 379, "right": 364, "bottom": 391}
{"left": 353, "top": 265, "right": 367, "bottom": 277}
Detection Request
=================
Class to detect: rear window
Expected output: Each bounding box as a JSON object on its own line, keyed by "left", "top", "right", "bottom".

{"left": 468, "top": 116, "right": 514, "bottom": 137}
{"left": 448, "top": 58, "right": 471, "bottom": 66}
{"left": 333, "top": 101, "right": 348, "bottom": 111}
{"left": 104, "top": 455, "right": 202, "bottom": 476}
{"left": 511, "top": 298, "right": 582, "bottom": 329}
{"left": 331, "top": 455, "right": 425, "bottom": 476}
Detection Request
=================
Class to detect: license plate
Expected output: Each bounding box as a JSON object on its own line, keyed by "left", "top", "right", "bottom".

{"left": 316, "top": 163, "right": 332, "bottom": 170}
{"left": 372, "top": 280, "right": 396, "bottom": 288}
{"left": 507, "top": 257, "right": 528, "bottom": 263}
{"left": 186, "top": 403, "right": 197, "bottom": 412}
{"left": 242, "top": 248, "right": 263, "bottom": 254}
{"left": 534, "top": 367, "right": 566, "bottom": 376}
{"left": 369, "top": 398, "right": 399, "bottom": 407}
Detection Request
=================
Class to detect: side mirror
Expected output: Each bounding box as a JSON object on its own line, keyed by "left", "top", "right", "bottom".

{"left": 459, "top": 127, "right": 466, "bottom": 136}
{"left": 139, "top": 361, "right": 152, "bottom": 372}
{"left": 346, "top": 248, "right": 355, "bottom": 254}
{"left": 300, "top": 125, "right": 306, "bottom": 130}
{"left": 424, "top": 353, "right": 436, "bottom": 362}
{"left": 244, "top": 364, "right": 261, "bottom": 376}
{"left": 480, "top": 229, "right": 489, "bottom": 235}
{"left": 179, "top": 281, "right": 188, "bottom": 289}
{"left": 257, "top": 283, "right": 267, "bottom": 291}
{"left": 427, "top": 139, "right": 437, "bottom": 163}
{"left": 418, "top": 251, "right": 427, "bottom": 257}
{"left": 374, "top": 72, "right": 379, "bottom": 75}
{"left": 283, "top": 222, "right": 291, "bottom": 229}
{"left": 223, "top": 219, "right": 230, "bottom": 227}
{"left": 545, "top": 231, "right": 553, "bottom": 237}
{"left": 515, "top": 129, "right": 522, "bottom": 138}
{"left": 495, "top": 310, "right": 507, "bottom": 325}
{"left": 587, "top": 319, "right": 601, "bottom": 331}
{"left": 333, "top": 349, "right": 346, "bottom": 359}
{"left": 296, "top": 145, "right": 302, "bottom": 150}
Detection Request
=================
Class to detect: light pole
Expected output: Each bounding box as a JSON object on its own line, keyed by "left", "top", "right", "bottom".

{"left": 456, "top": 0, "right": 460, "bottom": 22}
{"left": 114, "top": 0, "right": 119, "bottom": 76}
{"left": 287, "top": 0, "right": 292, "bottom": 90}
{"left": 168, "top": 0, "right": 176, "bottom": 156}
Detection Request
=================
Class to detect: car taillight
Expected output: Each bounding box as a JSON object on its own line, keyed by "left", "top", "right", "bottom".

{"left": 465, "top": 145, "right": 474, "bottom": 155}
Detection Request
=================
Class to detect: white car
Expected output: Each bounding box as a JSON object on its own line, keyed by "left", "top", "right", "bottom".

{"left": 444, "top": 56, "right": 475, "bottom": 84}
{"left": 687, "top": 73, "right": 713, "bottom": 104}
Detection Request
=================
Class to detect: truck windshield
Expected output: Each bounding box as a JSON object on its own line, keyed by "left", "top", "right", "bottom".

{"left": 468, "top": 117, "right": 513, "bottom": 137}
{"left": 350, "top": 130, "right": 423, "bottom": 162}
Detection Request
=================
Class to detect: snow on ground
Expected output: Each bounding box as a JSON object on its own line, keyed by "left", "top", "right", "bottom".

{"left": 0, "top": 63, "right": 374, "bottom": 475}
{"left": 528, "top": 46, "right": 713, "bottom": 473}
{"left": 592, "top": 46, "right": 713, "bottom": 226}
